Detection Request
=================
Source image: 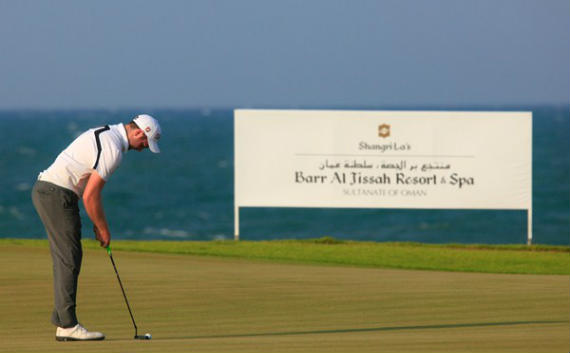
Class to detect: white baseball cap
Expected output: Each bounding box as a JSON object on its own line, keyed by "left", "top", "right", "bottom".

{"left": 133, "top": 114, "right": 161, "bottom": 153}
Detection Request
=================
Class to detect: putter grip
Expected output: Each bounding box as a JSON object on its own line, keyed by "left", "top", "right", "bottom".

{"left": 106, "top": 246, "right": 111, "bottom": 256}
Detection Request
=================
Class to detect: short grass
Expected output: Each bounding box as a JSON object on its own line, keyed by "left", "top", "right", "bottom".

{"left": 0, "top": 243, "right": 568, "bottom": 353}
{"left": 2, "top": 237, "right": 567, "bottom": 274}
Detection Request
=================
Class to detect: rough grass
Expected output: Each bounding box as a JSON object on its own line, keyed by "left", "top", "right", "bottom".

{"left": 2, "top": 237, "right": 568, "bottom": 275}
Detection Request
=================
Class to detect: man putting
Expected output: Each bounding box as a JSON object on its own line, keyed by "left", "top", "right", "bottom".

{"left": 31, "top": 114, "right": 161, "bottom": 341}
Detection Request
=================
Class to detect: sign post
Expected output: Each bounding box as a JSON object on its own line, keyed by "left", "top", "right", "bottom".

{"left": 234, "top": 109, "right": 532, "bottom": 243}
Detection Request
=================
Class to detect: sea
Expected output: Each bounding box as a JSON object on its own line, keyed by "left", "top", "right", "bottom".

{"left": 1, "top": 106, "right": 568, "bottom": 245}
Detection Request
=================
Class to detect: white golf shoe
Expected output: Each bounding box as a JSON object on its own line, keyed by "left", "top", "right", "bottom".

{"left": 55, "top": 324, "right": 105, "bottom": 341}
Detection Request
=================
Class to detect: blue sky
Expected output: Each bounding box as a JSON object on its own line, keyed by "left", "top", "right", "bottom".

{"left": 0, "top": 0, "right": 568, "bottom": 109}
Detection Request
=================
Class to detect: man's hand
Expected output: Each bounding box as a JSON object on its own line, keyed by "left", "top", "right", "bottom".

{"left": 93, "top": 225, "right": 110, "bottom": 248}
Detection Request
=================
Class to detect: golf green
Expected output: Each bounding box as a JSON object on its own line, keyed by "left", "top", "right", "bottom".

{"left": 0, "top": 244, "right": 567, "bottom": 352}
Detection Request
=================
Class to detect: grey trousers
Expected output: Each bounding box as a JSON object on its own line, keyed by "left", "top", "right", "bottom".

{"left": 32, "top": 180, "right": 82, "bottom": 328}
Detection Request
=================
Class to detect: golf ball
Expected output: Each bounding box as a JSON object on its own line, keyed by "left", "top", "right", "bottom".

{"left": 145, "top": 333, "right": 152, "bottom": 339}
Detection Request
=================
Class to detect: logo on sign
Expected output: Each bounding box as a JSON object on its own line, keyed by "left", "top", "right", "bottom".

{"left": 378, "top": 124, "right": 390, "bottom": 138}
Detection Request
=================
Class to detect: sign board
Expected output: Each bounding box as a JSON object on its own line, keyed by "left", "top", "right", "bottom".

{"left": 234, "top": 109, "right": 532, "bottom": 242}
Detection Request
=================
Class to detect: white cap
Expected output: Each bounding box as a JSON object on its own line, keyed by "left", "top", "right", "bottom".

{"left": 133, "top": 114, "right": 161, "bottom": 153}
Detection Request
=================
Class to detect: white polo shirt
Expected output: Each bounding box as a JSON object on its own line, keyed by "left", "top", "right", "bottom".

{"left": 38, "top": 123, "right": 129, "bottom": 196}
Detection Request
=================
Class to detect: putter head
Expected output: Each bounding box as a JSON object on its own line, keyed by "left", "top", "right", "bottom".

{"left": 135, "top": 333, "right": 152, "bottom": 340}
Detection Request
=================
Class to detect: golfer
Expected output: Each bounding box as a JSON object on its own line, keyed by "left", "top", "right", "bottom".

{"left": 31, "top": 114, "right": 161, "bottom": 341}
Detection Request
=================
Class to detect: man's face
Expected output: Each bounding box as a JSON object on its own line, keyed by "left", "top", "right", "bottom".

{"left": 130, "top": 128, "right": 149, "bottom": 151}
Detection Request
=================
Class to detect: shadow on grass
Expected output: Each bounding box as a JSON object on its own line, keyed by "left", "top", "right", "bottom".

{"left": 107, "top": 320, "right": 567, "bottom": 341}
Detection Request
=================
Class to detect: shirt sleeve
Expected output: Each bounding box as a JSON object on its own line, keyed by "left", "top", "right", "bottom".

{"left": 95, "top": 137, "right": 123, "bottom": 181}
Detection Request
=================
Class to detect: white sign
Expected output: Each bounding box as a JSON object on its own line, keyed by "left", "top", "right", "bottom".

{"left": 234, "top": 109, "right": 532, "bottom": 242}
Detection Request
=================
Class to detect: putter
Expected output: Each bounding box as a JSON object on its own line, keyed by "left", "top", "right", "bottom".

{"left": 106, "top": 246, "right": 151, "bottom": 340}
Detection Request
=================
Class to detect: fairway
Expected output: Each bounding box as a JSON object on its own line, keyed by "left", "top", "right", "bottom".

{"left": 0, "top": 244, "right": 568, "bottom": 353}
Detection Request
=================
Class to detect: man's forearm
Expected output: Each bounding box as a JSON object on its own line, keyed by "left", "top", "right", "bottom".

{"left": 84, "top": 193, "right": 109, "bottom": 235}
{"left": 83, "top": 172, "right": 111, "bottom": 247}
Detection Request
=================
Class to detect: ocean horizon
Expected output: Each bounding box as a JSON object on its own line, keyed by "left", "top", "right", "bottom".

{"left": 1, "top": 105, "right": 568, "bottom": 245}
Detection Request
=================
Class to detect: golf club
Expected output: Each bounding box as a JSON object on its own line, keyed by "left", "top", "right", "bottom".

{"left": 106, "top": 246, "right": 151, "bottom": 340}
